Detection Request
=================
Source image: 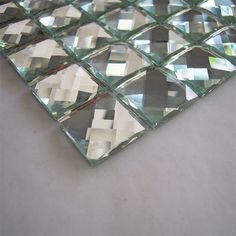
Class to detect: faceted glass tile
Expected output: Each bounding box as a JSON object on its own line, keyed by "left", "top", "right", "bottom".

{"left": 129, "top": 25, "right": 190, "bottom": 63}
{"left": 38, "top": 4, "right": 83, "bottom": 33}
{"left": 98, "top": 6, "right": 155, "bottom": 38}
{"left": 74, "top": 0, "right": 122, "bottom": 17}
{"left": 85, "top": 43, "right": 151, "bottom": 86}
{"left": 58, "top": 22, "right": 114, "bottom": 60}
{"left": 199, "top": 0, "right": 236, "bottom": 17}
{"left": 165, "top": 47, "right": 236, "bottom": 96}
{"left": 0, "top": 19, "right": 43, "bottom": 51}
{"left": 8, "top": 39, "right": 70, "bottom": 82}
{"left": 205, "top": 26, "right": 236, "bottom": 63}
{"left": 167, "top": 9, "right": 222, "bottom": 41}
{"left": 0, "top": 2, "right": 24, "bottom": 25}
{"left": 31, "top": 64, "right": 100, "bottom": 119}
{"left": 60, "top": 94, "right": 146, "bottom": 164}
{"left": 16, "top": 0, "right": 74, "bottom": 14}
{"left": 136, "top": 0, "right": 187, "bottom": 19}
{"left": 116, "top": 68, "right": 198, "bottom": 128}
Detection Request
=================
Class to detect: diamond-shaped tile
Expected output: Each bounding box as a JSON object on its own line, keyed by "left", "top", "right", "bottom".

{"left": 167, "top": 9, "right": 222, "bottom": 41}
{"left": 116, "top": 67, "right": 198, "bottom": 128}
{"left": 60, "top": 94, "right": 146, "bottom": 165}
{"left": 16, "top": 0, "right": 74, "bottom": 14}
{"left": 85, "top": 43, "right": 151, "bottom": 86}
{"left": 37, "top": 4, "right": 83, "bottom": 33}
{"left": 74, "top": 0, "right": 122, "bottom": 17}
{"left": 8, "top": 39, "right": 71, "bottom": 83}
{"left": 136, "top": 0, "right": 187, "bottom": 19}
{"left": 165, "top": 47, "right": 236, "bottom": 96}
{"left": 58, "top": 22, "right": 114, "bottom": 60}
{"left": 198, "top": 0, "right": 236, "bottom": 18}
{"left": 31, "top": 64, "right": 101, "bottom": 120}
{"left": 0, "top": 19, "right": 44, "bottom": 51}
{"left": 98, "top": 6, "right": 155, "bottom": 38}
{"left": 205, "top": 26, "right": 236, "bottom": 63}
{"left": 0, "top": 2, "right": 25, "bottom": 26}
{"left": 129, "top": 25, "right": 190, "bottom": 63}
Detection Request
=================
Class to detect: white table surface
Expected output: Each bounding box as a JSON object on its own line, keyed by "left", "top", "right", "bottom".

{"left": 0, "top": 55, "right": 236, "bottom": 236}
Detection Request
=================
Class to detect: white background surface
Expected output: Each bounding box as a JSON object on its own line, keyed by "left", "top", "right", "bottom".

{"left": 0, "top": 55, "right": 236, "bottom": 236}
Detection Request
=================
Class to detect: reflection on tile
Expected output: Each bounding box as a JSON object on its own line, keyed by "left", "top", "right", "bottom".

{"left": 38, "top": 4, "right": 82, "bottom": 32}
{"left": 167, "top": 9, "right": 222, "bottom": 40}
{"left": 58, "top": 22, "right": 113, "bottom": 59}
{"left": 86, "top": 43, "right": 151, "bottom": 85}
{"left": 116, "top": 68, "right": 198, "bottom": 128}
{"left": 205, "top": 27, "right": 236, "bottom": 62}
{"left": 61, "top": 94, "right": 146, "bottom": 164}
{"left": 129, "top": 25, "right": 189, "bottom": 62}
{"left": 98, "top": 6, "right": 155, "bottom": 38}
{"left": 0, "top": 2, "right": 24, "bottom": 25}
{"left": 8, "top": 39, "right": 70, "bottom": 82}
{"left": 74, "top": 0, "right": 122, "bottom": 17}
{"left": 165, "top": 47, "right": 236, "bottom": 95}
{"left": 31, "top": 64, "right": 100, "bottom": 119}
{"left": 0, "top": 19, "right": 43, "bottom": 51}
{"left": 136, "top": 0, "right": 187, "bottom": 18}
{"left": 16, "top": 0, "right": 74, "bottom": 14}
{"left": 199, "top": 0, "right": 236, "bottom": 17}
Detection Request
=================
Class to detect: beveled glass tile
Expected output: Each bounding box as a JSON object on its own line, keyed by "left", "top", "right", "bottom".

{"left": 129, "top": 25, "right": 190, "bottom": 63}
{"left": 198, "top": 0, "right": 236, "bottom": 18}
{"left": 60, "top": 94, "right": 146, "bottom": 164}
{"left": 136, "top": 0, "right": 187, "bottom": 19}
{"left": 98, "top": 6, "right": 155, "bottom": 38}
{"left": 167, "top": 9, "right": 222, "bottom": 41}
{"left": 31, "top": 64, "right": 101, "bottom": 119}
{"left": 0, "top": 2, "right": 25, "bottom": 26}
{"left": 16, "top": 0, "right": 74, "bottom": 14}
{"left": 57, "top": 22, "right": 114, "bottom": 60}
{"left": 205, "top": 26, "right": 236, "bottom": 63}
{"left": 116, "top": 67, "right": 198, "bottom": 128}
{"left": 85, "top": 43, "right": 151, "bottom": 86}
{"left": 37, "top": 4, "right": 83, "bottom": 33}
{"left": 165, "top": 47, "right": 236, "bottom": 96}
{"left": 74, "top": 0, "right": 122, "bottom": 17}
{"left": 0, "top": 19, "right": 43, "bottom": 51}
{"left": 8, "top": 39, "right": 71, "bottom": 82}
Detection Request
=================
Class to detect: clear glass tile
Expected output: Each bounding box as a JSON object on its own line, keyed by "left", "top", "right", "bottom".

{"left": 16, "top": 0, "right": 74, "bottom": 14}
{"left": 116, "top": 67, "right": 198, "bottom": 128}
{"left": 60, "top": 93, "right": 146, "bottom": 165}
{"left": 129, "top": 25, "right": 190, "bottom": 63}
{"left": 57, "top": 22, "right": 114, "bottom": 60}
{"left": 0, "top": 2, "right": 25, "bottom": 26}
{"left": 167, "top": 9, "right": 222, "bottom": 41}
{"left": 73, "top": 0, "right": 122, "bottom": 17}
{"left": 198, "top": 0, "right": 236, "bottom": 18}
{"left": 165, "top": 47, "right": 236, "bottom": 96}
{"left": 85, "top": 43, "right": 151, "bottom": 86}
{"left": 136, "top": 0, "right": 187, "bottom": 19}
{"left": 37, "top": 4, "right": 83, "bottom": 33}
{"left": 0, "top": 19, "right": 43, "bottom": 51}
{"left": 31, "top": 64, "right": 101, "bottom": 120}
{"left": 8, "top": 39, "right": 71, "bottom": 83}
{"left": 98, "top": 6, "right": 155, "bottom": 38}
{"left": 204, "top": 26, "right": 236, "bottom": 63}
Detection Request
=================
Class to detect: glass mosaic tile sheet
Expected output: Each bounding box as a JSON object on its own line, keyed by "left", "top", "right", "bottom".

{"left": 0, "top": 0, "right": 235, "bottom": 165}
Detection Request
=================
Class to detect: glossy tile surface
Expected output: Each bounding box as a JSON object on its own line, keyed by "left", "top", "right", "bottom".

{"left": 1, "top": 0, "right": 235, "bottom": 164}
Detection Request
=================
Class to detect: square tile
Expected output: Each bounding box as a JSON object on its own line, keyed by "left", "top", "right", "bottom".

{"left": 31, "top": 64, "right": 101, "bottom": 120}
{"left": 84, "top": 43, "right": 152, "bottom": 86}
{"left": 60, "top": 94, "right": 146, "bottom": 165}
{"left": 8, "top": 39, "right": 71, "bottom": 83}
{"left": 164, "top": 47, "right": 236, "bottom": 96}
{"left": 116, "top": 67, "right": 198, "bottom": 128}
